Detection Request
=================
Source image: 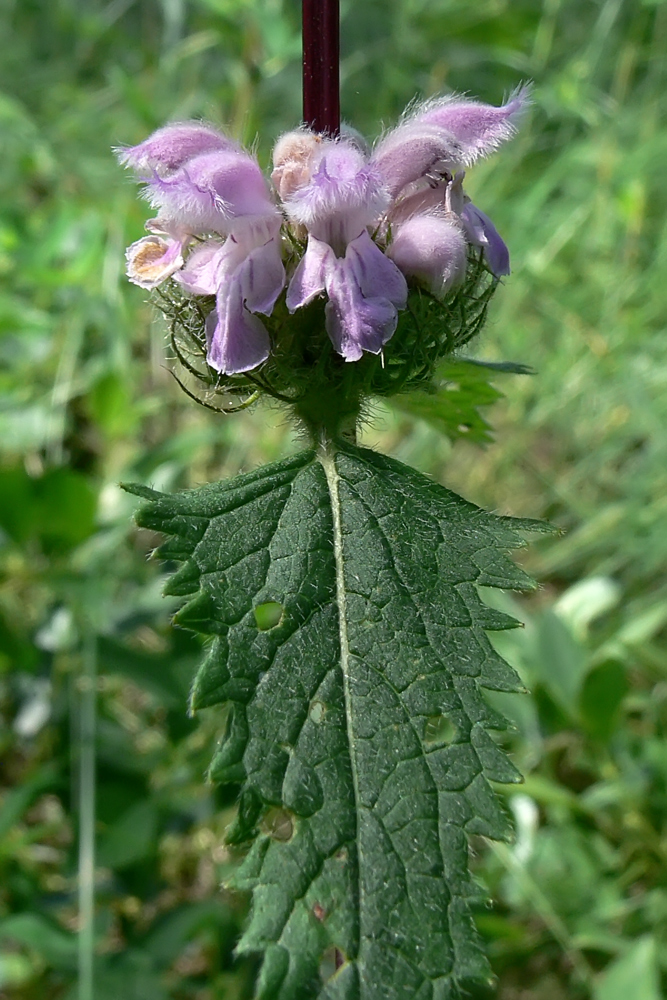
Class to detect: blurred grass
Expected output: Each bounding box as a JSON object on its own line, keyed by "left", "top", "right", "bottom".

{"left": 1, "top": 0, "right": 666, "bottom": 997}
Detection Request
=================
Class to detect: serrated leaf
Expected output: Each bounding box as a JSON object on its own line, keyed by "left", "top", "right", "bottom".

{"left": 127, "top": 443, "right": 544, "bottom": 1000}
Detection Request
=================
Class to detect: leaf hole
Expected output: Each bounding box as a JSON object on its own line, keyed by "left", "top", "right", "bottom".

{"left": 424, "top": 714, "right": 457, "bottom": 746}
{"left": 457, "top": 423, "right": 472, "bottom": 433}
{"left": 253, "top": 601, "right": 284, "bottom": 630}
{"left": 319, "top": 946, "right": 346, "bottom": 982}
{"left": 261, "top": 807, "right": 294, "bottom": 842}
{"left": 309, "top": 700, "right": 327, "bottom": 724}
{"left": 312, "top": 903, "right": 326, "bottom": 922}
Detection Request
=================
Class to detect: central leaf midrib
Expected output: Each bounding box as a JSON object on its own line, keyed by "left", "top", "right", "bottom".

{"left": 318, "top": 443, "right": 364, "bottom": 974}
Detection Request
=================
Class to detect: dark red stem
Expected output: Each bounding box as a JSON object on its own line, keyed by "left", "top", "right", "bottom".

{"left": 302, "top": 0, "right": 340, "bottom": 136}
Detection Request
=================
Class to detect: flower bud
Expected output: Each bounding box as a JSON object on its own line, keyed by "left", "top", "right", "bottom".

{"left": 388, "top": 215, "right": 467, "bottom": 297}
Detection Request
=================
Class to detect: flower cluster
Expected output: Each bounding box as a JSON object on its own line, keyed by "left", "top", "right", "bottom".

{"left": 117, "top": 88, "right": 528, "bottom": 377}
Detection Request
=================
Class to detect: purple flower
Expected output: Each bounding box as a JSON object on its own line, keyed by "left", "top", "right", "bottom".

{"left": 142, "top": 148, "right": 281, "bottom": 235}
{"left": 119, "top": 90, "right": 527, "bottom": 374}
{"left": 286, "top": 229, "right": 407, "bottom": 360}
{"left": 388, "top": 214, "right": 468, "bottom": 297}
{"left": 118, "top": 124, "right": 285, "bottom": 374}
{"left": 276, "top": 89, "right": 526, "bottom": 355}
{"left": 460, "top": 203, "right": 510, "bottom": 277}
{"left": 372, "top": 85, "right": 530, "bottom": 197}
{"left": 177, "top": 219, "right": 284, "bottom": 374}
{"left": 373, "top": 88, "right": 529, "bottom": 278}
{"left": 279, "top": 136, "right": 407, "bottom": 361}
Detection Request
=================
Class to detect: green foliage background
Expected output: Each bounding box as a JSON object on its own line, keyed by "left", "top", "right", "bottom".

{"left": 1, "top": 0, "right": 666, "bottom": 998}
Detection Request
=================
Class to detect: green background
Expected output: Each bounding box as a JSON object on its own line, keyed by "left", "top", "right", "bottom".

{"left": 1, "top": 0, "right": 666, "bottom": 997}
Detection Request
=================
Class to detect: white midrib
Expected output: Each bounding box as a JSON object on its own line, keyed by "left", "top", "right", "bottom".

{"left": 318, "top": 445, "right": 364, "bottom": 967}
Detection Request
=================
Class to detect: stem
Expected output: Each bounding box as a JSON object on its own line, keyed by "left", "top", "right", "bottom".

{"left": 294, "top": 383, "right": 359, "bottom": 445}
{"left": 302, "top": 0, "right": 340, "bottom": 135}
{"left": 77, "top": 632, "right": 97, "bottom": 1000}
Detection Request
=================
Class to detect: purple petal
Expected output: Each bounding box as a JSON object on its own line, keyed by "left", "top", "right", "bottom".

{"left": 286, "top": 236, "right": 335, "bottom": 311}
{"left": 372, "top": 85, "right": 530, "bottom": 199}
{"left": 388, "top": 215, "right": 467, "bottom": 296}
{"left": 346, "top": 229, "right": 407, "bottom": 309}
{"left": 115, "top": 122, "right": 236, "bottom": 176}
{"left": 461, "top": 203, "right": 510, "bottom": 276}
{"left": 389, "top": 185, "right": 448, "bottom": 225}
{"left": 325, "top": 257, "right": 399, "bottom": 361}
{"left": 237, "top": 237, "right": 285, "bottom": 315}
{"left": 371, "top": 123, "right": 462, "bottom": 200}
{"left": 415, "top": 85, "right": 531, "bottom": 166}
{"left": 284, "top": 140, "right": 388, "bottom": 234}
{"left": 176, "top": 241, "right": 226, "bottom": 295}
{"left": 206, "top": 284, "right": 271, "bottom": 374}
{"left": 125, "top": 235, "right": 185, "bottom": 288}
{"left": 145, "top": 149, "right": 279, "bottom": 234}
{"left": 179, "top": 229, "right": 283, "bottom": 314}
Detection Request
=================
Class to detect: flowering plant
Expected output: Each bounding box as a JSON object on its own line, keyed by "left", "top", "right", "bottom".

{"left": 121, "top": 85, "right": 548, "bottom": 1000}
{"left": 118, "top": 89, "right": 527, "bottom": 430}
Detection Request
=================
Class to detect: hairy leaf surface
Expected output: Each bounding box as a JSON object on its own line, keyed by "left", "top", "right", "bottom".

{"left": 128, "top": 444, "right": 544, "bottom": 1000}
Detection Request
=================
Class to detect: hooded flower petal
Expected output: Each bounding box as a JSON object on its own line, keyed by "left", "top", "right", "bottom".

{"left": 115, "top": 122, "right": 237, "bottom": 177}
{"left": 144, "top": 149, "right": 280, "bottom": 234}
{"left": 415, "top": 85, "right": 530, "bottom": 165}
{"left": 372, "top": 86, "right": 530, "bottom": 200}
{"left": 283, "top": 139, "right": 389, "bottom": 249}
{"left": 371, "top": 123, "right": 463, "bottom": 201}
{"left": 461, "top": 203, "right": 510, "bottom": 276}
{"left": 125, "top": 234, "right": 186, "bottom": 288}
{"left": 388, "top": 215, "right": 467, "bottom": 297}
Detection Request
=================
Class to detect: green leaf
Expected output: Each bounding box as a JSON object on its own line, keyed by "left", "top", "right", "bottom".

{"left": 128, "top": 443, "right": 544, "bottom": 1000}
{"left": 0, "top": 913, "right": 77, "bottom": 970}
{"left": 390, "top": 358, "right": 530, "bottom": 444}
{"left": 0, "top": 466, "right": 97, "bottom": 552}
{"left": 97, "top": 799, "right": 159, "bottom": 869}
{"left": 593, "top": 936, "right": 662, "bottom": 1000}
{"left": 579, "top": 660, "right": 628, "bottom": 741}
{"left": 533, "top": 610, "right": 589, "bottom": 715}
{"left": 0, "top": 763, "right": 60, "bottom": 841}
